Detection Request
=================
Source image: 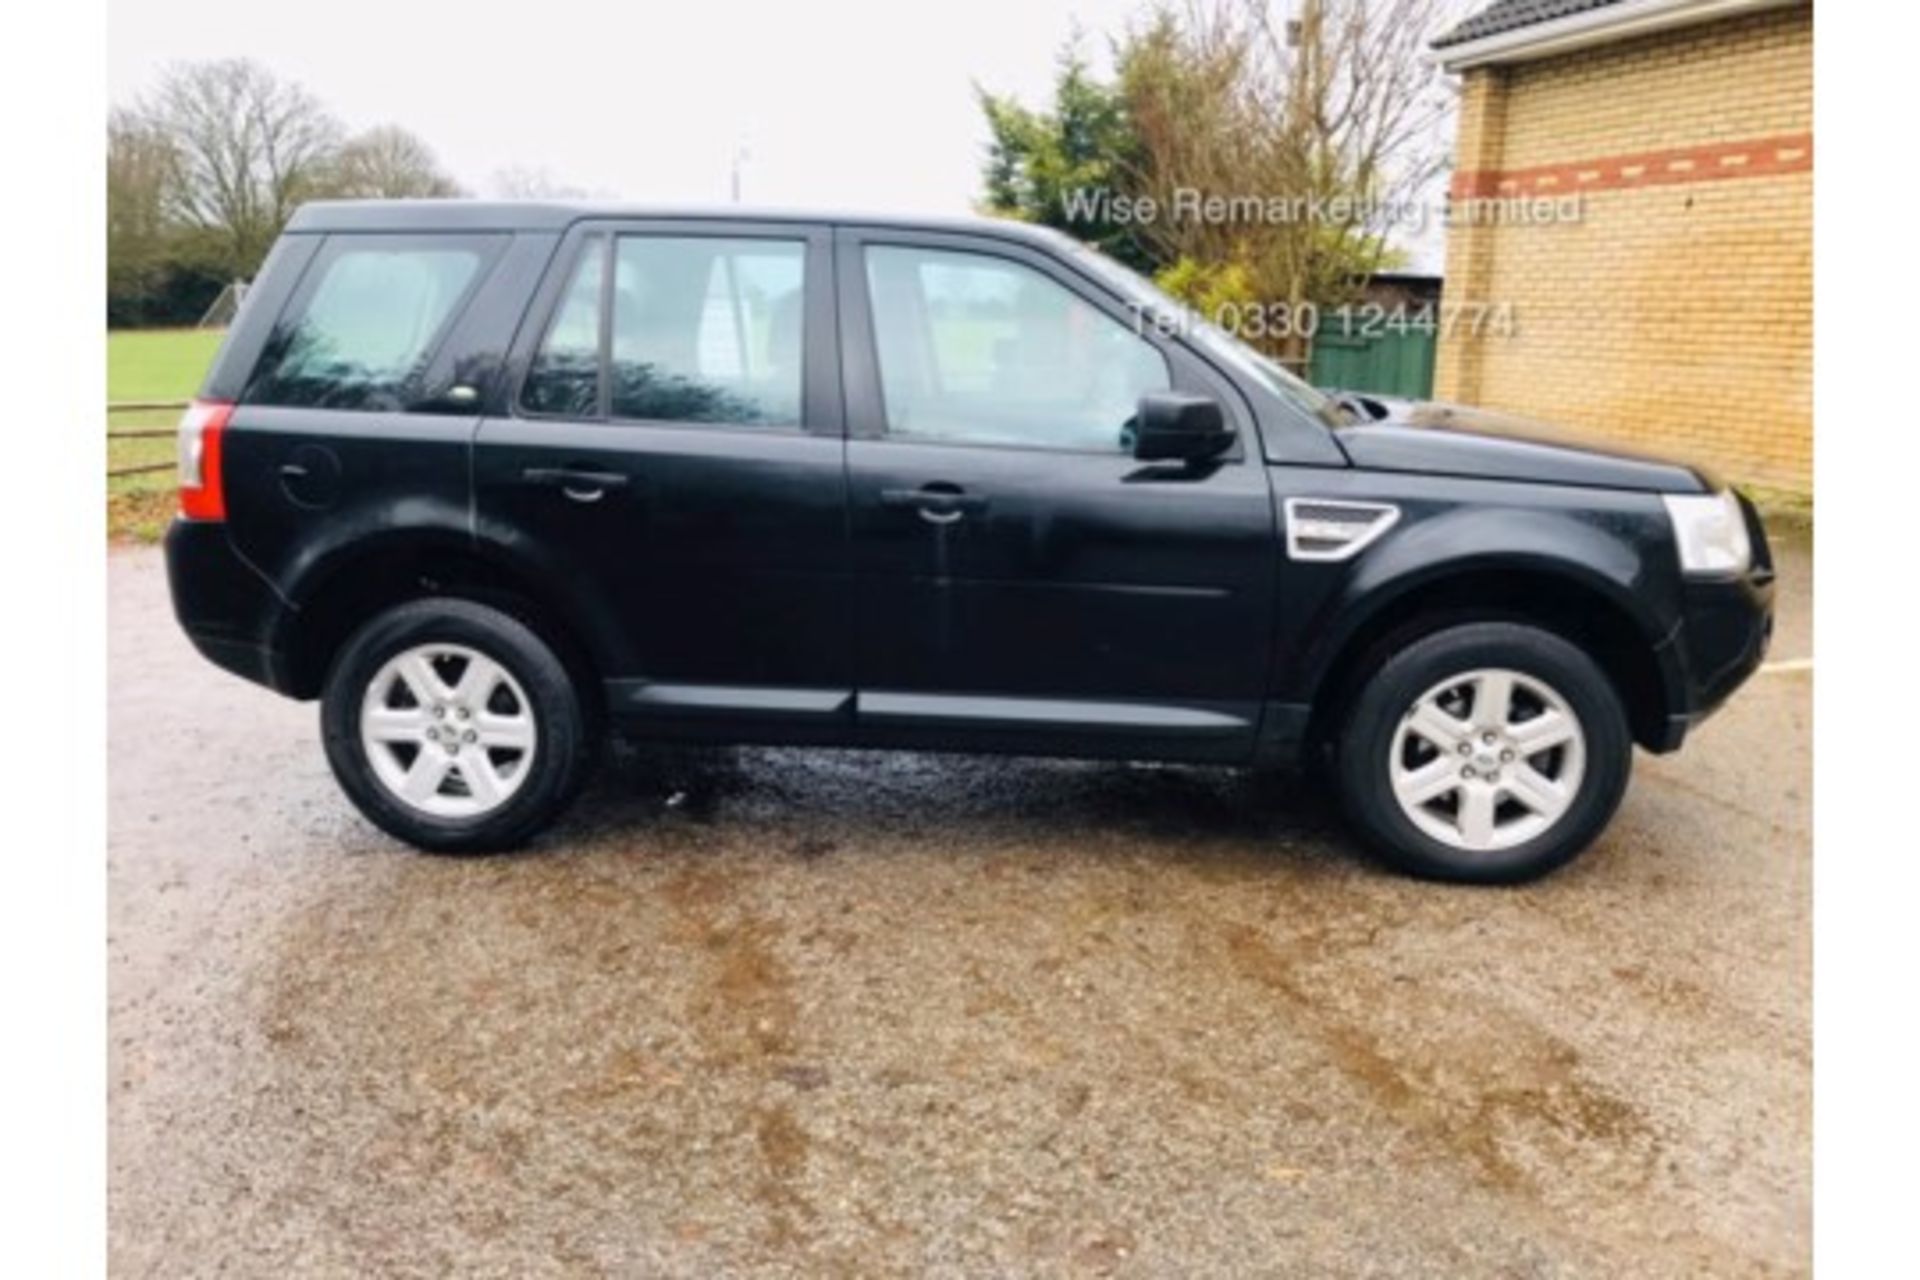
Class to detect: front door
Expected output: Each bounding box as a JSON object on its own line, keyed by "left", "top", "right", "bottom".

{"left": 474, "top": 221, "right": 852, "bottom": 741}
{"left": 837, "top": 229, "right": 1278, "bottom": 762}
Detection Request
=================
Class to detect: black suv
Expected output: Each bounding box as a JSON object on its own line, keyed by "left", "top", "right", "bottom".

{"left": 165, "top": 201, "right": 1773, "bottom": 882}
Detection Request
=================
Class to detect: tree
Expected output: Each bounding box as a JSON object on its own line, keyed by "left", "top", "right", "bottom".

{"left": 324, "top": 126, "right": 464, "bottom": 199}
{"left": 140, "top": 58, "right": 344, "bottom": 277}
{"left": 978, "top": 46, "right": 1158, "bottom": 272}
{"left": 108, "top": 59, "right": 480, "bottom": 325}
{"left": 978, "top": 1, "right": 1451, "bottom": 365}
{"left": 489, "top": 165, "right": 590, "bottom": 200}
{"left": 1118, "top": 0, "right": 1449, "bottom": 365}
{"left": 106, "top": 109, "right": 178, "bottom": 324}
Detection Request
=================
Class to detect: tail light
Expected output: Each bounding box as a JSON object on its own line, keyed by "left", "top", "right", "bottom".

{"left": 177, "top": 399, "right": 233, "bottom": 520}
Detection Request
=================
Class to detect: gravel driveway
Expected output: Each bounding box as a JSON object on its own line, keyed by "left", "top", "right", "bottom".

{"left": 108, "top": 538, "right": 1812, "bottom": 1277}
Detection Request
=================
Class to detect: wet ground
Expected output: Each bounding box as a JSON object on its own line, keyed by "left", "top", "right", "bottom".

{"left": 109, "top": 540, "right": 1811, "bottom": 1277}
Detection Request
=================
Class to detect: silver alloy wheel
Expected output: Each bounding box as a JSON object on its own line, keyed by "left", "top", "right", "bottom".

{"left": 1388, "top": 667, "right": 1586, "bottom": 853}
{"left": 359, "top": 643, "right": 538, "bottom": 819}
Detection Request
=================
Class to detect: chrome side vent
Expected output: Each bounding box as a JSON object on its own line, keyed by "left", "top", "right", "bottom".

{"left": 1284, "top": 498, "right": 1401, "bottom": 562}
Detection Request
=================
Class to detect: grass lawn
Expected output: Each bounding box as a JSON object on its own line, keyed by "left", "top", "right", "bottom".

{"left": 108, "top": 328, "right": 223, "bottom": 542}
{"left": 109, "top": 328, "right": 223, "bottom": 405}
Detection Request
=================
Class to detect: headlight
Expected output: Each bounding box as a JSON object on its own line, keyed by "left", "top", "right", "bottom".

{"left": 1662, "top": 491, "right": 1752, "bottom": 577}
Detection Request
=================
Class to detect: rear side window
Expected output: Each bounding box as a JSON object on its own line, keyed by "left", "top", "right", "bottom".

{"left": 520, "top": 234, "right": 806, "bottom": 426}
{"left": 246, "top": 234, "right": 500, "bottom": 410}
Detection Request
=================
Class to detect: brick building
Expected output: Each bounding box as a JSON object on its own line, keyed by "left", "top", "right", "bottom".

{"left": 1432, "top": 0, "right": 1812, "bottom": 491}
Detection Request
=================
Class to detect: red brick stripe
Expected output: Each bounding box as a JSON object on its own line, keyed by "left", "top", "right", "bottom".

{"left": 1450, "top": 132, "right": 1812, "bottom": 200}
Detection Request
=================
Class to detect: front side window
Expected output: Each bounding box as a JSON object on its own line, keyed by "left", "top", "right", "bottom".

{"left": 522, "top": 234, "right": 806, "bottom": 426}
{"left": 1060, "top": 234, "right": 1350, "bottom": 429}
{"left": 864, "top": 245, "right": 1170, "bottom": 452}
{"left": 248, "top": 236, "right": 493, "bottom": 410}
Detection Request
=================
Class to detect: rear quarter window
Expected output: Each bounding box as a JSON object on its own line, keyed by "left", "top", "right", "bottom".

{"left": 245, "top": 233, "right": 504, "bottom": 411}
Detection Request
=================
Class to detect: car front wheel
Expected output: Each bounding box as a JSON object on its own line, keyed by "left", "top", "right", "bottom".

{"left": 1334, "top": 621, "right": 1632, "bottom": 883}
{"left": 320, "top": 598, "right": 596, "bottom": 853}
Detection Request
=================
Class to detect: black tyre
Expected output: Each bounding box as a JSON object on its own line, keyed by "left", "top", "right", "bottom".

{"left": 1334, "top": 621, "right": 1631, "bottom": 883}
{"left": 320, "top": 598, "right": 597, "bottom": 853}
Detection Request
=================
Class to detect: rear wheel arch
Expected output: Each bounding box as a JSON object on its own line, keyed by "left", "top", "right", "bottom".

{"left": 1301, "top": 564, "right": 1674, "bottom": 753}
{"left": 276, "top": 537, "right": 604, "bottom": 710}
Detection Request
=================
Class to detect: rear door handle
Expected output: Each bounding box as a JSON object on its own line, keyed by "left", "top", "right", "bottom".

{"left": 521, "top": 467, "right": 631, "bottom": 503}
{"left": 880, "top": 486, "right": 989, "bottom": 524}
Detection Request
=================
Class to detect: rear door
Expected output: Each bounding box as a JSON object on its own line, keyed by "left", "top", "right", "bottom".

{"left": 837, "top": 227, "right": 1279, "bottom": 762}
{"left": 473, "top": 220, "right": 852, "bottom": 741}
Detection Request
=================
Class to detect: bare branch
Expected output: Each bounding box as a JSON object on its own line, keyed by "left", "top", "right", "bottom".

{"left": 138, "top": 58, "right": 344, "bottom": 273}
{"left": 324, "top": 126, "right": 465, "bottom": 199}
{"left": 1116, "top": 0, "right": 1452, "bottom": 360}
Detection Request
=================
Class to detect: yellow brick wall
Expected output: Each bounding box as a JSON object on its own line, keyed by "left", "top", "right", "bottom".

{"left": 1434, "top": 71, "right": 1506, "bottom": 404}
{"left": 1434, "top": 5, "right": 1813, "bottom": 491}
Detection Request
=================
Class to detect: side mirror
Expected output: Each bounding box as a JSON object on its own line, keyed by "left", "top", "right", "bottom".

{"left": 1131, "top": 392, "right": 1235, "bottom": 462}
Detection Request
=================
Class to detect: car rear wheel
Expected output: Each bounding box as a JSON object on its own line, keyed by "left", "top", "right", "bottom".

{"left": 320, "top": 598, "right": 596, "bottom": 853}
{"left": 1334, "top": 621, "right": 1631, "bottom": 883}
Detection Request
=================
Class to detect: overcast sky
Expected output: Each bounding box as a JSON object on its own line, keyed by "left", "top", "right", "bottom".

{"left": 109, "top": 0, "right": 1454, "bottom": 269}
{"left": 110, "top": 0, "right": 1153, "bottom": 208}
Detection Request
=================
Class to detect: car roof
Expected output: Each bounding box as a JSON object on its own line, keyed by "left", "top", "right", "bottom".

{"left": 285, "top": 199, "right": 1067, "bottom": 245}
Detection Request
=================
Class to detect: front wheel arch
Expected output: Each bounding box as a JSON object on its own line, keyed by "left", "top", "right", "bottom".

{"left": 1302, "top": 566, "right": 1673, "bottom": 754}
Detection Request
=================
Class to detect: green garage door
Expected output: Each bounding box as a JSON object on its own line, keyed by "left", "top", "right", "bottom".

{"left": 1309, "top": 318, "right": 1436, "bottom": 400}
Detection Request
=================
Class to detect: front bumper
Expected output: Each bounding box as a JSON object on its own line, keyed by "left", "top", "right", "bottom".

{"left": 1648, "top": 496, "right": 1776, "bottom": 751}
{"left": 164, "top": 518, "right": 296, "bottom": 694}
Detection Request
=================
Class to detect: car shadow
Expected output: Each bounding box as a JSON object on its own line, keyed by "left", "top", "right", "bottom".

{"left": 533, "top": 739, "right": 1358, "bottom": 873}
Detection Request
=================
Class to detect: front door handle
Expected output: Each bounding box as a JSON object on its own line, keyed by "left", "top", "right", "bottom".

{"left": 879, "top": 485, "right": 989, "bottom": 524}
{"left": 521, "top": 467, "right": 631, "bottom": 503}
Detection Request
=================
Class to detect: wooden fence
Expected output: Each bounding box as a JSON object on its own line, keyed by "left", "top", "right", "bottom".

{"left": 108, "top": 399, "right": 188, "bottom": 479}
